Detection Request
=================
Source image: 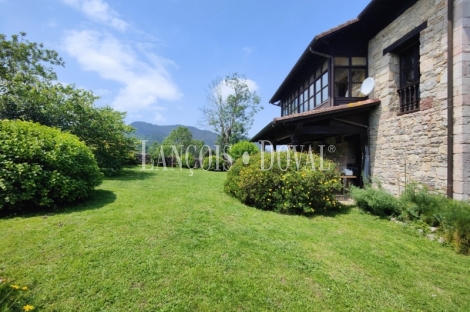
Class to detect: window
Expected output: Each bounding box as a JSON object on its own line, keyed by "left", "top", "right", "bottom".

{"left": 334, "top": 56, "right": 367, "bottom": 97}
{"left": 310, "top": 61, "right": 329, "bottom": 109}
{"left": 398, "top": 42, "right": 420, "bottom": 113}
{"left": 281, "top": 61, "right": 329, "bottom": 116}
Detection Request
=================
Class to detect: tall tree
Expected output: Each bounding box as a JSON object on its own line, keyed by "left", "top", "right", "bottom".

{"left": 0, "top": 32, "right": 136, "bottom": 174}
{"left": 157, "top": 126, "right": 204, "bottom": 157}
{"left": 200, "top": 73, "right": 262, "bottom": 150}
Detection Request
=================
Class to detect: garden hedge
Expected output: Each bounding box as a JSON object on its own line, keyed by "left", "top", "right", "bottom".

{"left": 224, "top": 151, "right": 341, "bottom": 214}
{"left": 0, "top": 120, "right": 102, "bottom": 213}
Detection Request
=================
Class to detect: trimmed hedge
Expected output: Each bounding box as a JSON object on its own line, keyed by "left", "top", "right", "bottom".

{"left": 224, "top": 151, "right": 341, "bottom": 214}
{"left": 0, "top": 120, "right": 102, "bottom": 213}
{"left": 228, "top": 140, "right": 259, "bottom": 161}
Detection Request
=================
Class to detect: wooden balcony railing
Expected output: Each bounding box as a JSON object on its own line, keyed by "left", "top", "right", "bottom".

{"left": 397, "top": 82, "right": 420, "bottom": 114}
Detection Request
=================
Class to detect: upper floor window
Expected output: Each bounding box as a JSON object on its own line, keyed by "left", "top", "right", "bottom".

{"left": 334, "top": 56, "right": 367, "bottom": 98}
{"left": 398, "top": 41, "right": 420, "bottom": 113}
{"left": 382, "top": 22, "right": 426, "bottom": 115}
{"left": 281, "top": 61, "right": 328, "bottom": 116}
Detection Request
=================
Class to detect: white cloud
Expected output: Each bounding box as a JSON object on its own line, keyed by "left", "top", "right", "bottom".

{"left": 93, "top": 88, "right": 110, "bottom": 96}
{"left": 218, "top": 78, "right": 259, "bottom": 101}
{"left": 62, "top": 0, "right": 128, "bottom": 31}
{"left": 63, "top": 29, "right": 182, "bottom": 114}
{"left": 47, "top": 19, "right": 57, "bottom": 28}
{"left": 242, "top": 46, "right": 252, "bottom": 57}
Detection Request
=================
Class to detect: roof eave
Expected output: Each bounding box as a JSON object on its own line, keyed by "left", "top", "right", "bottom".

{"left": 268, "top": 18, "right": 360, "bottom": 105}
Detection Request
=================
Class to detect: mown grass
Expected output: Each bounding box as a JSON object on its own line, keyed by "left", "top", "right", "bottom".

{"left": 1, "top": 167, "right": 469, "bottom": 311}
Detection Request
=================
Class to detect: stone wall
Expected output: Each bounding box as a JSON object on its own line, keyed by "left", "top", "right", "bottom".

{"left": 368, "top": 0, "right": 451, "bottom": 196}
{"left": 452, "top": 0, "right": 470, "bottom": 200}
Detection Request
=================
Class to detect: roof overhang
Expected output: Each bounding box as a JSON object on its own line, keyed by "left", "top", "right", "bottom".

{"left": 251, "top": 99, "right": 381, "bottom": 144}
{"left": 268, "top": 0, "right": 419, "bottom": 105}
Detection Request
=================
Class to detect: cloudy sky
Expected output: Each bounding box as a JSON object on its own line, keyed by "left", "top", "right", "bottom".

{"left": 0, "top": 0, "right": 370, "bottom": 137}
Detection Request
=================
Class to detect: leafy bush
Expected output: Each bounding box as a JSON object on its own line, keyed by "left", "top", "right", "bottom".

{"left": 0, "top": 120, "right": 102, "bottom": 213}
{"left": 202, "top": 156, "right": 227, "bottom": 171}
{"left": 224, "top": 151, "right": 341, "bottom": 214}
{"left": 228, "top": 140, "right": 259, "bottom": 161}
{"left": 350, "top": 185, "right": 402, "bottom": 217}
{"left": 350, "top": 179, "right": 470, "bottom": 254}
{"left": 399, "top": 183, "right": 446, "bottom": 226}
{"left": 184, "top": 153, "right": 196, "bottom": 169}
{"left": 441, "top": 200, "right": 470, "bottom": 254}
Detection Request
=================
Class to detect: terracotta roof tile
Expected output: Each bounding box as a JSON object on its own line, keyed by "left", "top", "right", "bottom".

{"left": 315, "top": 18, "right": 360, "bottom": 39}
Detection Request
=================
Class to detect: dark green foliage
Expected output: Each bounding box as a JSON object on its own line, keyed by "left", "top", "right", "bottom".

{"left": 399, "top": 183, "right": 446, "bottom": 226}
{"left": 442, "top": 200, "right": 470, "bottom": 254}
{"left": 157, "top": 126, "right": 205, "bottom": 159}
{"left": 0, "top": 120, "right": 102, "bottom": 213}
{"left": 224, "top": 151, "right": 341, "bottom": 214}
{"left": 228, "top": 140, "right": 259, "bottom": 161}
{"left": 351, "top": 181, "right": 470, "bottom": 254}
{"left": 202, "top": 156, "right": 227, "bottom": 171}
{"left": 130, "top": 121, "right": 218, "bottom": 149}
{"left": 0, "top": 32, "right": 64, "bottom": 84}
{"left": 0, "top": 33, "right": 136, "bottom": 175}
{"left": 184, "top": 153, "right": 196, "bottom": 169}
{"left": 350, "top": 185, "right": 402, "bottom": 217}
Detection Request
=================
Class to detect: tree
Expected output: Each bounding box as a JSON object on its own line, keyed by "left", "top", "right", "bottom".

{"left": 0, "top": 32, "right": 136, "bottom": 174}
{"left": 0, "top": 32, "right": 63, "bottom": 87}
{"left": 156, "top": 126, "right": 204, "bottom": 158}
{"left": 200, "top": 73, "right": 262, "bottom": 150}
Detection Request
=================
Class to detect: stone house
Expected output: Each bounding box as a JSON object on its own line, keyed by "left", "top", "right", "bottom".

{"left": 251, "top": 0, "right": 470, "bottom": 199}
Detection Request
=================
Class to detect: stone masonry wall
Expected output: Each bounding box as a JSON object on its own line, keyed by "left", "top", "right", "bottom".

{"left": 452, "top": 0, "right": 470, "bottom": 200}
{"left": 368, "top": 0, "right": 450, "bottom": 196}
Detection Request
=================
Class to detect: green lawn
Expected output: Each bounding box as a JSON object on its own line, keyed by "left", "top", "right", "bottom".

{"left": 1, "top": 167, "right": 469, "bottom": 311}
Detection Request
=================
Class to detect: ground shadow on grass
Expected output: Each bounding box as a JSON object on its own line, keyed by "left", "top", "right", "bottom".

{"left": 0, "top": 189, "right": 116, "bottom": 219}
{"left": 59, "top": 189, "right": 117, "bottom": 214}
{"left": 104, "top": 168, "right": 156, "bottom": 181}
{"left": 304, "top": 203, "right": 354, "bottom": 218}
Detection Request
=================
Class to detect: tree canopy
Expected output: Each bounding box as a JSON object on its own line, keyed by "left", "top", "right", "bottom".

{"left": 153, "top": 126, "right": 205, "bottom": 158}
{"left": 200, "top": 73, "right": 262, "bottom": 150}
{"left": 0, "top": 32, "right": 136, "bottom": 174}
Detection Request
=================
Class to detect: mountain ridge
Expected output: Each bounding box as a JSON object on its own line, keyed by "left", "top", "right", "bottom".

{"left": 130, "top": 121, "right": 218, "bottom": 147}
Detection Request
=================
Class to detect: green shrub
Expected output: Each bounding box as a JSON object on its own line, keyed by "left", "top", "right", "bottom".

{"left": 0, "top": 120, "right": 102, "bottom": 213}
{"left": 202, "top": 156, "right": 227, "bottom": 171}
{"left": 224, "top": 151, "right": 341, "bottom": 214}
{"left": 224, "top": 156, "right": 246, "bottom": 198}
{"left": 441, "top": 200, "right": 470, "bottom": 255}
{"left": 350, "top": 185, "right": 402, "bottom": 217}
{"left": 228, "top": 140, "right": 259, "bottom": 161}
{"left": 399, "top": 183, "right": 446, "bottom": 225}
{"left": 184, "top": 153, "right": 196, "bottom": 169}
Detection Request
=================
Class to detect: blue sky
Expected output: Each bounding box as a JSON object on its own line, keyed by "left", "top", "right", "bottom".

{"left": 0, "top": 0, "right": 371, "bottom": 137}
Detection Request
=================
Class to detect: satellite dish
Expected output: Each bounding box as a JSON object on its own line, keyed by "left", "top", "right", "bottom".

{"left": 360, "top": 77, "right": 375, "bottom": 96}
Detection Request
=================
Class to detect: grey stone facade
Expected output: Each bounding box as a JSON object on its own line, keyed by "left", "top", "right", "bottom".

{"left": 368, "top": 0, "right": 469, "bottom": 199}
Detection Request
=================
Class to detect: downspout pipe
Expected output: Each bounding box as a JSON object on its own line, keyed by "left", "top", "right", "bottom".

{"left": 447, "top": 0, "right": 454, "bottom": 198}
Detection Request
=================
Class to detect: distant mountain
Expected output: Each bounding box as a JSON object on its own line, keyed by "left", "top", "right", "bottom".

{"left": 130, "top": 121, "right": 219, "bottom": 148}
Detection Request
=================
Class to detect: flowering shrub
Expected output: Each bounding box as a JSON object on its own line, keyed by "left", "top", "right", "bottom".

{"left": 224, "top": 151, "right": 341, "bottom": 214}
{"left": 0, "top": 120, "right": 102, "bottom": 213}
